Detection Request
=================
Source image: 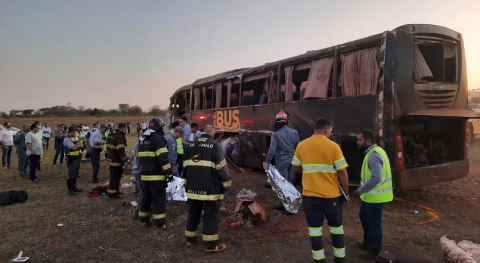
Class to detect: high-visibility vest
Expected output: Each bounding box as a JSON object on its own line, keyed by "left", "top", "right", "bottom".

{"left": 103, "top": 130, "right": 110, "bottom": 152}
{"left": 66, "top": 136, "right": 81, "bottom": 156}
{"left": 170, "top": 129, "right": 184, "bottom": 154}
{"left": 360, "top": 146, "right": 394, "bottom": 203}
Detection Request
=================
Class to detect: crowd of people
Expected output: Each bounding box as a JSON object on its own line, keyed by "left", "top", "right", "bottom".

{"left": 0, "top": 113, "right": 393, "bottom": 261}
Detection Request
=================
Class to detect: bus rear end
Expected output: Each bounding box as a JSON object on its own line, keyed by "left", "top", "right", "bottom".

{"left": 390, "top": 24, "right": 479, "bottom": 189}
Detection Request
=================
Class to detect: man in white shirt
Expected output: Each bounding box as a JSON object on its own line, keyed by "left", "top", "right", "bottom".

{"left": 82, "top": 122, "right": 90, "bottom": 136}
{"left": 42, "top": 123, "right": 52, "bottom": 150}
{"left": 25, "top": 123, "right": 44, "bottom": 183}
{"left": 141, "top": 120, "right": 148, "bottom": 132}
{"left": 0, "top": 122, "right": 14, "bottom": 169}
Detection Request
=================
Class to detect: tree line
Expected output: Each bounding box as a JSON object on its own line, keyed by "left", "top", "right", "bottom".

{"left": 0, "top": 103, "right": 167, "bottom": 119}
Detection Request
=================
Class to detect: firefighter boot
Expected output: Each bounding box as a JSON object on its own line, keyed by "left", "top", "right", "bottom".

{"left": 73, "top": 178, "right": 83, "bottom": 193}
{"left": 92, "top": 170, "right": 100, "bottom": 183}
{"left": 67, "top": 179, "right": 76, "bottom": 196}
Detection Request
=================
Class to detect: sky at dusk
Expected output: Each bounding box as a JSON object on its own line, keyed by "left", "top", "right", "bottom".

{"left": 1, "top": 0, "right": 479, "bottom": 112}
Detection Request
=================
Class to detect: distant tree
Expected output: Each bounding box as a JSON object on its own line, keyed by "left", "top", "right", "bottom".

{"left": 90, "top": 108, "right": 102, "bottom": 117}
{"left": 127, "top": 105, "right": 143, "bottom": 116}
{"left": 0, "top": 111, "right": 8, "bottom": 119}
{"left": 119, "top": 103, "right": 130, "bottom": 114}
{"left": 22, "top": 109, "right": 35, "bottom": 116}
{"left": 78, "top": 105, "right": 85, "bottom": 111}
{"left": 9, "top": 110, "right": 19, "bottom": 117}
{"left": 108, "top": 109, "right": 120, "bottom": 116}
{"left": 66, "top": 102, "right": 73, "bottom": 109}
{"left": 148, "top": 105, "right": 165, "bottom": 116}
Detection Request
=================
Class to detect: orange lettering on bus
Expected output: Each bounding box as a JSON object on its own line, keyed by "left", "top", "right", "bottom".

{"left": 213, "top": 109, "right": 240, "bottom": 130}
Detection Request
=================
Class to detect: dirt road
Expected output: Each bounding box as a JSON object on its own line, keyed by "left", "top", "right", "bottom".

{"left": 0, "top": 124, "right": 479, "bottom": 262}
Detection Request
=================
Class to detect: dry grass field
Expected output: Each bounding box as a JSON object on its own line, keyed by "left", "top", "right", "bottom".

{"left": 0, "top": 117, "right": 479, "bottom": 262}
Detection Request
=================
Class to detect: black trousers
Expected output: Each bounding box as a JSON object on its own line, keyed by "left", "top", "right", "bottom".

{"left": 139, "top": 180, "right": 167, "bottom": 226}
{"left": 303, "top": 196, "right": 345, "bottom": 263}
{"left": 66, "top": 156, "right": 81, "bottom": 191}
{"left": 185, "top": 199, "right": 221, "bottom": 249}
{"left": 108, "top": 166, "right": 123, "bottom": 197}
{"left": 359, "top": 201, "right": 385, "bottom": 257}
{"left": 89, "top": 148, "right": 102, "bottom": 175}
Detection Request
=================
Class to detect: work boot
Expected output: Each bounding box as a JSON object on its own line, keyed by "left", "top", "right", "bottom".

{"left": 205, "top": 244, "right": 227, "bottom": 253}
{"left": 67, "top": 179, "right": 76, "bottom": 196}
{"left": 133, "top": 210, "right": 139, "bottom": 220}
{"left": 92, "top": 170, "right": 100, "bottom": 183}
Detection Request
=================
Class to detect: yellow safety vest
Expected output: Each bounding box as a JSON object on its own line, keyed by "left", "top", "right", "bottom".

{"left": 170, "top": 129, "right": 183, "bottom": 154}
{"left": 103, "top": 130, "right": 110, "bottom": 152}
{"left": 360, "top": 146, "right": 394, "bottom": 203}
{"left": 68, "top": 136, "right": 81, "bottom": 156}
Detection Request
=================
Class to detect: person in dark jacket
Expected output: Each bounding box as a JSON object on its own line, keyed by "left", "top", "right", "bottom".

{"left": 138, "top": 117, "right": 173, "bottom": 228}
{"left": 14, "top": 123, "right": 31, "bottom": 177}
{"left": 182, "top": 125, "right": 231, "bottom": 253}
{"left": 106, "top": 123, "right": 128, "bottom": 197}
{"left": 53, "top": 125, "right": 66, "bottom": 166}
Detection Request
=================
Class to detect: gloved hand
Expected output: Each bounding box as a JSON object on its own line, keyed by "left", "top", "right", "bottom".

{"left": 266, "top": 163, "right": 271, "bottom": 170}
{"left": 172, "top": 167, "right": 179, "bottom": 177}
{"left": 224, "top": 187, "right": 231, "bottom": 195}
{"left": 124, "top": 161, "right": 129, "bottom": 168}
{"left": 167, "top": 174, "right": 174, "bottom": 183}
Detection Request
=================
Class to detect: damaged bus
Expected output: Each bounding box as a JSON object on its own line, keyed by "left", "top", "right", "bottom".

{"left": 168, "top": 24, "right": 478, "bottom": 189}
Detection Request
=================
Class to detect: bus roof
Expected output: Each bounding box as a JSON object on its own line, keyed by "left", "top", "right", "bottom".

{"left": 171, "top": 24, "right": 459, "bottom": 98}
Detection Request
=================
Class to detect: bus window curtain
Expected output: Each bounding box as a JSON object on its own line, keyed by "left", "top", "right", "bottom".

{"left": 304, "top": 57, "right": 334, "bottom": 99}
{"left": 225, "top": 80, "right": 232, "bottom": 108}
{"left": 341, "top": 48, "right": 379, "bottom": 96}
{"left": 215, "top": 83, "right": 222, "bottom": 109}
{"left": 193, "top": 88, "right": 201, "bottom": 110}
{"left": 201, "top": 86, "right": 207, "bottom": 110}
{"left": 284, "top": 66, "right": 295, "bottom": 102}
{"left": 413, "top": 44, "right": 433, "bottom": 81}
{"left": 263, "top": 70, "right": 278, "bottom": 103}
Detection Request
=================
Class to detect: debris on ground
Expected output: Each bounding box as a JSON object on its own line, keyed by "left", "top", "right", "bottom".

{"left": 11, "top": 251, "right": 29, "bottom": 262}
{"left": 440, "top": 235, "right": 477, "bottom": 262}
{"left": 57, "top": 223, "right": 64, "bottom": 227}
{"left": 236, "top": 188, "right": 258, "bottom": 200}
{"left": 130, "top": 201, "right": 137, "bottom": 207}
{"left": 88, "top": 185, "right": 108, "bottom": 197}
{"left": 110, "top": 207, "right": 115, "bottom": 212}
{"left": 231, "top": 200, "right": 267, "bottom": 228}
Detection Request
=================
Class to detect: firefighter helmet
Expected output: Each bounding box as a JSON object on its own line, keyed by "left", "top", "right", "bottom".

{"left": 148, "top": 117, "right": 166, "bottom": 131}
{"left": 275, "top": 111, "right": 289, "bottom": 123}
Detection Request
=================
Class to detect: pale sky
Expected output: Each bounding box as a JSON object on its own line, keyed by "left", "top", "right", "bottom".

{"left": 1, "top": 0, "right": 479, "bottom": 112}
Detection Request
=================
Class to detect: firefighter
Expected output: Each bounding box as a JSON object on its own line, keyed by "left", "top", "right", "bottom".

{"left": 352, "top": 129, "right": 393, "bottom": 260}
{"left": 292, "top": 118, "right": 349, "bottom": 263}
{"left": 266, "top": 111, "right": 300, "bottom": 213}
{"left": 106, "top": 123, "right": 128, "bottom": 198}
{"left": 165, "top": 126, "right": 183, "bottom": 177}
{"left": 182, "top": 125, "right": 231, "bottom": 253}
{"left": 63, "top": 125, "right": 84, "bottom": 196}
{"left": 137, "top": 117, "right": 173, "bottom": 228}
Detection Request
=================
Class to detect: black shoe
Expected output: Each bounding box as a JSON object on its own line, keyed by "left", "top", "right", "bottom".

{"left": 76, "top": 175, "right": 81, "bottom": 179}
{"left": 68, "top": 190, "right": 77, "bottom": 196}
{"left": 274, "top": 204, "right": 286, "bottom": 211}
{"left": 134, "top": 210, "right": 139, "bottom": 220}
{"left": 74, "top": 188, "right": 83, "bottom": 193}
{"left": 92, "top": 178, "right": 100, "bottom": 183}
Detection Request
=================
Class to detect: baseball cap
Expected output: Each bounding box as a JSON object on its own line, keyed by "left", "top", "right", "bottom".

{"left": 99, "top": 124, "right": 108, "bottom": 129}
{"left": 174, "top": 127, "right": 184, "bottom": 133}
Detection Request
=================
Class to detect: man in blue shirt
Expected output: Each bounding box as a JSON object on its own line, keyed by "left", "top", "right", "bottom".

{"left": 89, "top": 124, "right": 107, "bottom": 183}
{"left": 165, "top": 127, "right": 183, "bottom": 177}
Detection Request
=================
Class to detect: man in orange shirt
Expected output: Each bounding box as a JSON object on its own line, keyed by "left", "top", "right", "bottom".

{"left": 292, "top": 118, "right": 349, "bottom": 263}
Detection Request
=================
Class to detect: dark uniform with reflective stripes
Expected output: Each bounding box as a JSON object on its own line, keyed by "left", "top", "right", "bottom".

{"left": 138, "top": 130, "right": 172, "bottom": 226}
{"left": 106, "top": 129, "right": 128, "bottom": 197}
{"left": 181, "top": 134, "right": 231, "bottom": 249}
{"left": 64, "top": 135, "right": 82, "bottom": 191}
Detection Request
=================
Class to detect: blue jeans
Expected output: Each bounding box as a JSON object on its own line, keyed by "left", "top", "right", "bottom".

{"left": 2, "top": 145, "right": 13, "bottom": 167}
{"left": 276, "top": 163, "right": 294, "bottom": 184}
{"left": 53, "top": 142, "right": 64, "bottom": 165}
{"left": 43, "top": 137, "right": 50, "bottom": 149}
{"left": 359, "top": 201, "right": 385, "bottom": 257}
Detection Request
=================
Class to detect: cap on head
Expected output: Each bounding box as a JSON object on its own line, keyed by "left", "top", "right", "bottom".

{"left": 68, "top": 125, "right": 77, "bottom": 132}
{"left": 276, "top": 111, "right": 289, "bottom": 123}
{"left": 99, "top": 124, "right": 108, "bottom": 129}
{"left": 174, "top": 127, "right": 184, "bottom": 134}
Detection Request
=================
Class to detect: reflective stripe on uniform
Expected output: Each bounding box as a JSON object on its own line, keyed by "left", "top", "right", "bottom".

{"left": 198, "top": 138, "right": 207, "bottom": 142}
{"left": 312, "top": 249, "right": 325, "bottom": 260}
{"left": 202, "top": 234, "right": 218, "bottom": 241}
{"left": 216, "top": 159, "right": 227, "bottom": 170}
{"left": 308, "top": 227, "right": 323, "bottom": 237}
{"left": 292, "top": 156, "right": 302, "bottom": 166}
{"left": 116, "top": 144, "right": 125, "bottom": 149}
{"left": 329, "top": 225, "right": 344, "bottom": 235}
{"left": 68, "top": 151, "right": 81, "bottom": 156}
{"left": 108, "top": 189, "right": 118, "bottom": 193}
{"left": 106, "top": 144, "right": 116, "bottom": 149}
{"left": 139, "top": 211, "right": 151, "bottom": 217}
{"left": 141, "top": 175, "right": 167, "bottom": 181}
{"left": 162, "top": 163, "right": 171, "bottom": 171}
{"left": 333, "top": 247, "right": 346, "bottom": 258}
{"left": 302, "top": 164, "right": 336, "bottom": 173}
{"left": 152, "top": 213, "right": 166, "bottom": 220}
{"left": 186, "top": 193, "right": 224, "bottom": 201}
{"left": 108, "top": 161, "right": 123, "bottom": 167}
{"left": 155, "top": 147, "right": 168, "bottom": 156}
{"left": 185, "top": 230, "right": 197, "bottom": 237}
{"left": 138, "top": 151, "right": 156, "bottom": 157}
{"left": 222, "top": 181, "right": 232, "bottom": 188}
{"left": 184, "top": 160, "right": 215, "bottom": 168}
{"left": 334, "top": 158, "right": 348, "bottom": 170}
{"left": 368, "top": 187, "right": 393, "bottom": 194}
